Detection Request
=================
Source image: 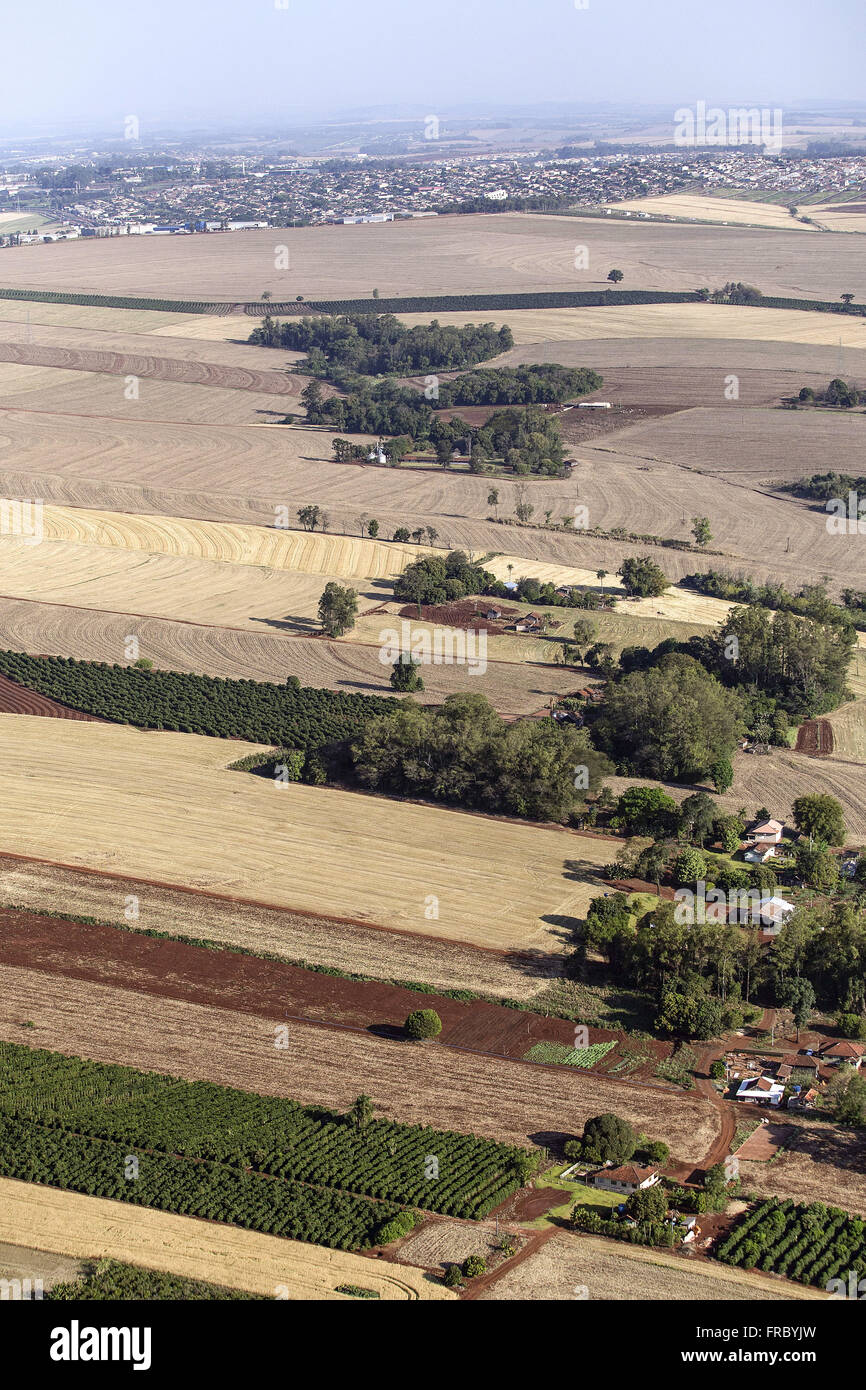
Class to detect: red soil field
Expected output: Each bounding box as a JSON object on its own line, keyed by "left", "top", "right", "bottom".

{"left": 794, "top": 719, "right": 835, "bottom": 757}
{"left": 0, "top": 672, "right": 104, "bottom": 721}
{"left": 397, "top": 599, "right": 520, "bottom": 632}
{"left": 0, "top": 907, "right": 673, "bottom": 1085}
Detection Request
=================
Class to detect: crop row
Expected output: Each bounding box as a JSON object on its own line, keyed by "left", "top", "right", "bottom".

{"left": 0, "top": 650, "right": 396, "bottom": 750}
{"left": 0, "top": 1117, "right": 393, "bottom": 1250}
{"left": 0, "top": 1042, "right": 529, "bottom": 1222}
{"left": 0, "top": 287, "right": 231, "bottom": 313}
{"left": 715, "top": 1198, "right": 866, "bottom": 1288}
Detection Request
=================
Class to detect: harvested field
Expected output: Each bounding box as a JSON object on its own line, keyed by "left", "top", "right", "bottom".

{"left": 587, "top": 405, "right": 866, "bottom": 486}
{"left": 0, "top": 716, "right": 619, "bottom": 953}
{"left": 0, "top": 535, "right": 386, "bottom": 629}
{"left": 25, "top": 503, "right": 432, "bottom": 578}
{"left": 736, "top": 1121, "right": 866, "bottom": 1219}
{"left": 0, "top": 906, "right": 672, "bottom": 1079}
{"left": 0, "top": 369, "right": 295, "bottom": 429}
{"left": 398, "top": 302, "right": 866, "bottom": 351}
{"left": 605, "top": 194, "right": 819, "bottom": 231}
{"left": 2, "top": 213, "right": 865, "bottom": 301}
{"left": 0, "top": 966, "right": 720, "bottom": 1162}
{"left": 0, "top": 1179, "right": 448, "bottom": 1300}
{"left": 0, "top": 596, "right": 585, "bottom": 715}
{"left": 0, "top": 314, "right": 299, "bottom": 370}
{"left": 0, "top": 300, "right": 200, "bottom": 332}
{"left": 0, "top": 855, "right": 555, "bottom": 1000}
{"left": 475, "top": 1230, "right": 819, "bottom": 1301}
{"left": 0, "top": 1240, "right": 83, "bottom": 1293}
{"left": 0, "top": 341, "right": 305, "bottom": 398}
{"left": 395, "top": 1218, "right": 523, "bottom": 1273}
{"left": 498, "top": 335, "right": 866, "bottom": 409}
{"left": 827, "top": 698, "right": 866, "bottom": 763}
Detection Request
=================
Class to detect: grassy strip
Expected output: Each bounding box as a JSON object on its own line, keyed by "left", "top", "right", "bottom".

{"left": 46, "top": 1258, "right": 267, "bottom": 1301}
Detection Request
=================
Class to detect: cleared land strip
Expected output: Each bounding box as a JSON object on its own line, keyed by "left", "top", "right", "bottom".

{"left": 0, "top": 1180, "right": 448, "bottom": 1301}
{"left": 0, "top": 967, "right": 719, "bottom": 1163}
{"left": 0, "top": 716, "right": 617, "bottom": 953}
{"left": 0, "top": 855, "right": 555, "bottom": 1000}
{"left": 475, "top": 1230, "right": 823, "bottom": 1301}
{"left": 0, "top": 341, "right": 305, "bottom": 395}
{"left": 0, "top": 596, "right": 584, "bottom": 715}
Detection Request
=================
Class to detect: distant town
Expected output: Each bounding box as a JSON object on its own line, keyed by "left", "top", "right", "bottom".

{"left": 3, "top": 143, "right": 866, "bottom": 244}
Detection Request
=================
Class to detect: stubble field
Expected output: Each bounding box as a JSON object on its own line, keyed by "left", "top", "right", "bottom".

{"left": 0, "top": 715, "right": 618, "bottom": 953}
{"left": 2, "top": 213, "right": 865, "bottom": 300}
{"left": 0, "top": 1180, "right": 448, "bottom": 1300}
{"left": 0, "top": 965, "right": 720, "bottom": 1162}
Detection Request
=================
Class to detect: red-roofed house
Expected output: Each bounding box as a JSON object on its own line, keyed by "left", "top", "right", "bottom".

{"left": 820, "top": 1040, "right": 865, "bottom": 1068}
{"left": 592, "top": 1164, "right": 661, "bottom": 1195}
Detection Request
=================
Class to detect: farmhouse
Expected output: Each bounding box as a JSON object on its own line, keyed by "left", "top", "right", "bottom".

{"left": 819, "top": 1040, "right": 866, "bottom": 1069}
{"left": 735, "top": 1075, "right": 785, "bottom": 1106}
{"left": 757, "top": 896, "right": 796, "bottom": 933}
{"left": 592, "top": 1164, "right": 660, "bottom": 1195}
{"left": 787, "top": 1087, "right": 820, "bottom": 1111}
{"left": 747, "top": 819, "right": 784, "bottom": 846}
{"left": 744, "top": 844, "right": 776, "bottom": 864}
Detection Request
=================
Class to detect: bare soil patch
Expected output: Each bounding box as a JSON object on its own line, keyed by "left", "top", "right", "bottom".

{"left": 795, "top": 719, "right": 834, "bottom": 757}
{"left": 0, "top": 965, "right": 720, "bottom": 1163}
{"left": 0, "top": 672, "right": 104, "bottom": 722}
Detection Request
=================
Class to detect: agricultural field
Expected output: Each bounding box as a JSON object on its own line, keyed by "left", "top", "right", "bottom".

{"left": 0, "top": 596, "right": 585, "bottom": 715}
{"left": 735, "top": 1123, "right": 866, "bottom": 1220}
{"left": 0, "top": 715, "right": 618, "bottom": 952}
{"left": 0, "top": 1180, "right": 449, "bottom": 1300}
{"left": 475, "top": 1230, "right": 820, "bottom": 1300}
{"left": 0, "top": 855, "right": 560, "bottom": 1000}
{"left": 2, "top": 213, "right": 866, "bottom": 301}
{"left": 604, "top": 194, "right": 820, "bottom": 230}
{"left": 0, "top": 965, "right": 720, "bottom": 1162}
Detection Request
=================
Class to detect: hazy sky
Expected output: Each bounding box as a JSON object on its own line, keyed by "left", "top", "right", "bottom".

{"left": 2, "top": 0, "right": 864, "bottom": 134}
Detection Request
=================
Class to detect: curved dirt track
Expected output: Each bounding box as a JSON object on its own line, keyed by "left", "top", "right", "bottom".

{"left": 0, "top": 340, "right": 304, "bottom": 396}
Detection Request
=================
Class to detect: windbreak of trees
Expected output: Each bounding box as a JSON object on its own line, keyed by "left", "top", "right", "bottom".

{"left": 351, "top": 692, "right": 611, "bottom": 821}
{"left": 249, "top": 312, "right": 512, "bottom": 379}
{"left": 435, "top": 364, "right": 601, "bottom": 406}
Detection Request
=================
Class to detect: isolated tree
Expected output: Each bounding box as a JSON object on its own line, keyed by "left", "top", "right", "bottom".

{"left": 390, "top": 657, "right": 424, "bottom": 692}
{"left": 425, "top": 526, "right": 439, "bottom": 546}
{"left": 405, "top": 1008, "right": 442, "bottom": 1040}
{"left": 393, "top": 527, "right": 411, "bottom": 543}
{"left": 296, "top": 504, "right": 322, "bottom": 531}
{"left": 607, "top": 269, "right": 624, "bottom": 284}
{"left": 261, "top": 290, "right": 272, "bottom": 300}
{"left": 354, "top": 513, "right": 370, "bottom": 537}
{"left": 581, "top": 1113, "right": 636, "bottom": 1164}
{"left": 679, "top": 791, "right": 717, "bottom": 846}
{"left": 572, "top": 617, "right": 598, "bottom": 648}
{"left": 692, "top": 516, "right": 712, "bottom": 546}
{"left": 792, "top": 794, "right": 845, "bottom": 846}
{"left": 318, "top": 582, "right": 358, "bottom": 637}
{"left": 618, "top": 555, "right": 669, "bottom": 598}
{"left": 367, "top": 519, "right": 379, "bottom": 538}
{"left": 487, "top": 487, "right": 500, "bottom": 518}
{"left": 596, "top": 569, "right": 608, "bottom": 597}
{"left": 780, "top": 977, "right": 816, "bottom": 1042}
{"left": 841, "top": 292, "right": 856, "bottom": 308}
{"left": 348, "top": 1093, "right": 374, "bottom": 1130}
{"left": 710, "top": 757, "right": 734, "bottom": 794}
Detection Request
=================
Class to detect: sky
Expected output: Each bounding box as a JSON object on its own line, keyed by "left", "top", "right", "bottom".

{"left": 2, "top": 0, "right": 865, "bottom": 135}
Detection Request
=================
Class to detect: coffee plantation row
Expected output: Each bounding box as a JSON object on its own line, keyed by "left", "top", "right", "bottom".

{"left": 0, "top": 287, "right": 230, "bottom": 313}
{"left": 0, "top": 650, "right": 397, "bottom": 749}
{"left": 716, "top": 1197, "right": 866, "bottom": 1288}
{"left": 0, "top": 1117, "right": 394, "bottom": 1250}
{"left": 1, "top": 1042, "right": 531, "bottom": 1224}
